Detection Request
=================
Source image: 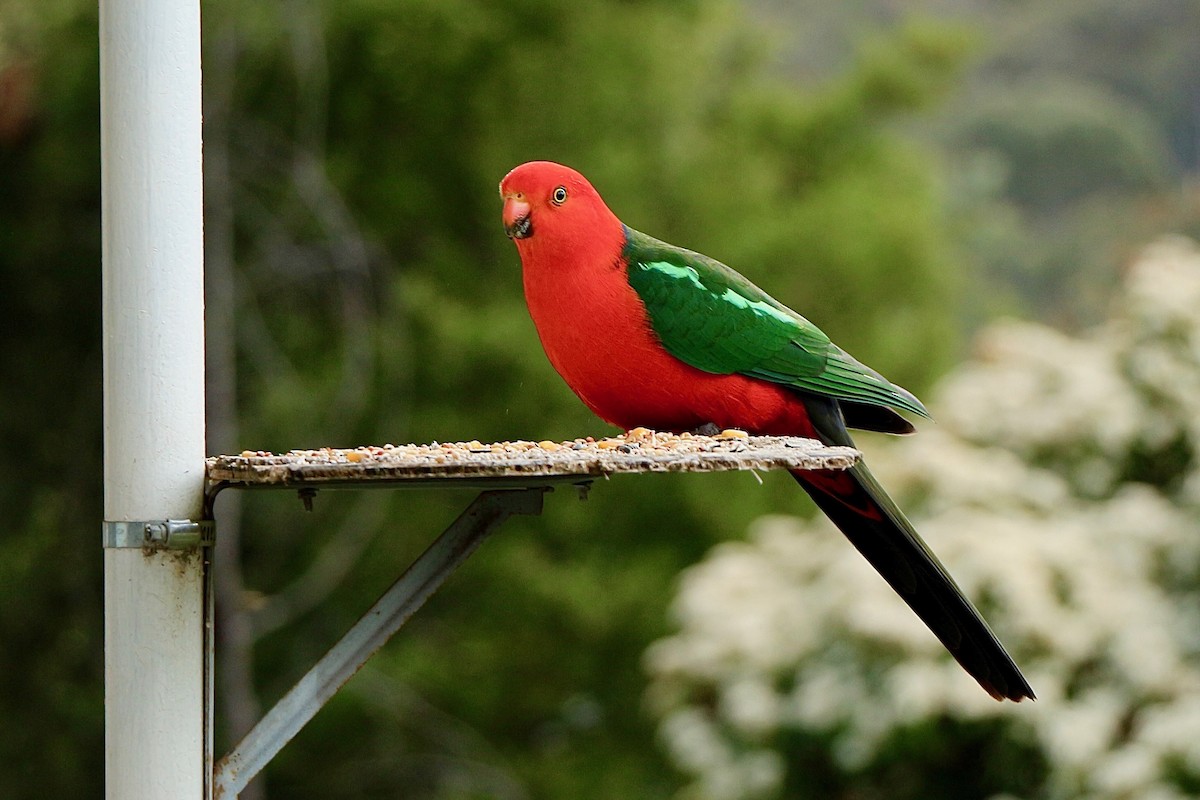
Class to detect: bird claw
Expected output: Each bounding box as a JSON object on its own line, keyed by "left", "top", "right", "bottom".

{"left": 690, "top": 422, "right": 721, "bottom": 437}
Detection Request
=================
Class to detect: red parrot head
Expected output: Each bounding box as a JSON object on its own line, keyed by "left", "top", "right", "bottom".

{"left": 499, "top": 161, "right": 622, "bottom": 259}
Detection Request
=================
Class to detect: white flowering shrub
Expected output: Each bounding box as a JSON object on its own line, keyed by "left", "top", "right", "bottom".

{"left": 646, "top": 238, "right": 1200, "bottom": 800}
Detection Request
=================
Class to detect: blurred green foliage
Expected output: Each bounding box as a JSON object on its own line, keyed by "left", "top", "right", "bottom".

{"left": 759, "top": 0, "right": 1200, "bottom": 328}
{"left": 2, "top": 0, "right": 1195, "bottom": 798}
{"left": 0, "top": 0, "right": 103, "bottom": 795}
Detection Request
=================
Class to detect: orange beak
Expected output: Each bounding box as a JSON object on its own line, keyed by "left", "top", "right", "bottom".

{"left": 502, "top": 195, "right": 532, "bottom": 239}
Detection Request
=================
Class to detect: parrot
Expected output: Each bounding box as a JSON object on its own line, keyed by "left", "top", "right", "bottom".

{"left": 499, "top": 160, "right": 1033, "bottom": 702}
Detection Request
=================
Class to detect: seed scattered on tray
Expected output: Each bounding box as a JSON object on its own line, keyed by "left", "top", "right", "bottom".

{"left": 207, "top": 431, "right": 859, "bottom": 489}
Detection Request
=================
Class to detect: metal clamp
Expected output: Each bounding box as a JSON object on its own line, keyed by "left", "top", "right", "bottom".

{"left": 103, "top": 519, "right": 215, "bottom": 550}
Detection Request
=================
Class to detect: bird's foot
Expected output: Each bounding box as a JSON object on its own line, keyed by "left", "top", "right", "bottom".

{"left": 689, "top": 422, "right": 722, "bottom": 437}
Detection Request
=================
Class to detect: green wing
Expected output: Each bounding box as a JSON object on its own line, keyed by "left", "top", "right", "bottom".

{"left": 622, "top": 227, "right": 930, "bottom": 419}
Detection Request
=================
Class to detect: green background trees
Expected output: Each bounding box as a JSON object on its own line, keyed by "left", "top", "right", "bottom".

{"left": 1, "top": 0, "right": 1197, "bottom": 797}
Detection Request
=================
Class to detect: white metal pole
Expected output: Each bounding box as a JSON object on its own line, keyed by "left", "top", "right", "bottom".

{"left": 100, "top": 0, "right": 207, "bottom": 797}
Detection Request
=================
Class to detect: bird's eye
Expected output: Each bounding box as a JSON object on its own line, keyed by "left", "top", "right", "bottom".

{"left": 551, "top": 186, "right": 568, "bottom": 205}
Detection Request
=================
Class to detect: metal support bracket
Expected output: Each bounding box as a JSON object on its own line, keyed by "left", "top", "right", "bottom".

{"left": 212, "top": 486, "right": 547, "bottom": 798}
{"left": 103, "top": 519, "right": 216, "bottom": 550}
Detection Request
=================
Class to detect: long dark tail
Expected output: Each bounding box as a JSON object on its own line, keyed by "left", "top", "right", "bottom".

{"left": 792, "top": 396, "right": 1034, "bottom": 702}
